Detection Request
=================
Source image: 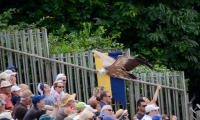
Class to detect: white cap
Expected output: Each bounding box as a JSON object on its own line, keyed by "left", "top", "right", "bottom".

{"left": 53, "top": 80, "right": 63, "bottom": 84}
{"left": 84, "top": 105, "right": 98, "bottom": 112}
{"left": 11, "top": 86, "right": 21, "bottom": 92}
{"left": 55, "top": 73, "right": 65, "bottom": 81}
{"left": 4, "top": 70, "right": 17, "bottom": 75}
{"left": 145, "top": 104, "right": 159, "bottom": 113}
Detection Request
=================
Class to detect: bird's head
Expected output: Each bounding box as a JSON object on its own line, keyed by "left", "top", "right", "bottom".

{"left": 93, "top": 69, "right": 107, "bottom": 76}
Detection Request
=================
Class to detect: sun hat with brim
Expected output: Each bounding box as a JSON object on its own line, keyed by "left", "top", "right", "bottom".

{"left": 115, "top": 109, "right": 128, "bottom": 119}
{"left": 145, "top": 104, "right": 159, "bottom": 113}
{"left": 0, "top": 72, "right": 11, "bottom": 82}
{"left": 61, "top": 93, "right": 76, "bottom": 106}
{"left": 152, "top": 115, "right": 163, "bottom": 120}
{"left": 4, "top": 70, "right": 17, "bottom": 75}
{"left": 21, "top": 90, "right": 34, "bottom": 98}
{"left": 0, "top": 81, "right": 12, "bottom": 88}
{"left": 11, "top": 85, "right": 21, "bottom": 92}
{"left": 32, "top": 94, "right": 45, "bottom": 105}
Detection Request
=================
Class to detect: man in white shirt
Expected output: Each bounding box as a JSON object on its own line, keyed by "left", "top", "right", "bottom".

{"left": 141, "top": 104, "right": 159, "bottom": 120}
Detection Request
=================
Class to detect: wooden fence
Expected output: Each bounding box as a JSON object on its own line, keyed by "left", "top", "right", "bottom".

{"left": 0, "top": 29, "right": 189, "bottom": 120}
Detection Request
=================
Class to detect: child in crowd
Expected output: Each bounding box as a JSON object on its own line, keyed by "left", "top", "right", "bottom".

{"left": 11, "top": 86, "right": 21, "bottom": 105}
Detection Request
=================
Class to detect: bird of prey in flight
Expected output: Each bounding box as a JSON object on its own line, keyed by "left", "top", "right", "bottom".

{"left": 92, "top": 50, "right": 153, "bottom": 79}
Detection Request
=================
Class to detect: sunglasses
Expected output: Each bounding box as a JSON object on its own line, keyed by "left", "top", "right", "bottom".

{"left": 142, "top": 105, "right": 147, "bottom": 107}
{"left": 106, "top": 109, "right": 113, "bottom": 112}
{"left": 57, "top": 86, "right": 64, "bottom": 88}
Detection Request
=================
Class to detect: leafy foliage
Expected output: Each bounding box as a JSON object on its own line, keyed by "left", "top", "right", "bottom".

{"left": 48, "top": 22, "right": 123, "bottom": 54}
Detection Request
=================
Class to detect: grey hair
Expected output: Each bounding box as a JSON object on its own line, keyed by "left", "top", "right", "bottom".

{"left": 101, "top": 105, "right": 112, "bottom": 113}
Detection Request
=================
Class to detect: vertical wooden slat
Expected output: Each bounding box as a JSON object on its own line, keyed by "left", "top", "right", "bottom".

{"left": 0, "top": 32, "right": 6, "bottom": 71}
{"left": 13, "top": 30, "right": 23, "bottom": 83}
{"left": 28, "top": 30, "right": 37, "bottom": 93}
{"left": 35, "top": 29, "right": 44, "bottom": 83}
{"left": 174, "top": 72, "right": 180, "bottom": 118}
{"left": 20, "top": 30, "right": 30, "bottom": 88}
{"left": 42, "top": 29, "right": 51, "bottom": 85}
{"left": 166, "top": 72, "right": 172, "bottom": 116}
{"left": 88, "top": 51, "right": 95, "bottom": 94}
{"left": 129, "top": 81, "right": 135, "bottom": 119}
{"left": 163, "top": 72, "right": 169, "bottom": 115}
{"left": 81, "top": 52, "right": 89, "bottom": 102}
{"left": 171, "top": 72, "right": 177, "bottom": 116}
{"left": 156, "top": 73, "right": 161, "bottom": 112}
{"left": 51, "top": 54, "right": 57, "bottom": 84}
{"left": 5, "top": 31, "right": 13, "bottom": 64}
{"left": 180, "top": 71, "right": 188, "bottom": 120}
{"left": 66, "top": 53, "right": 73, "bottom": 94}
{"left": 73, "top": 53, "right": 81, "bottom": 100}
{"left": 158, "top": 73, "right": 164, "bottom": 114}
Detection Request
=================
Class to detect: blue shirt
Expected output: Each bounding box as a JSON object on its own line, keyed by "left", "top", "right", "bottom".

{"left": 44, "top": 95, "right": 56, "bottom": 106}
{"left": 99, "top": 113, "right": 115, "bottom": 120}
{"left": 11, "top": 95, "right": 20, "bottom": 105}
{"left": 100, "top": 100, "right": 106, "bottom": 108}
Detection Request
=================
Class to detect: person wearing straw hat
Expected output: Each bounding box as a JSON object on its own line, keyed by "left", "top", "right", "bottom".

{"left": 38, "top": 83, "right": 55, "bottom": 106}
{"left": 0, "top": 81, "right": 13, "bottom": 110}
{"left": 13, "top": 89, "right": 34, "bottom": 120}
{"left": 4, "top": 70, "right": 17, "bottom": 85}
{"left": 115, "top": 109, "right": 129, "bottom": 120}
{"left": 55, "top": 93, "right": 76, "bottom": 120}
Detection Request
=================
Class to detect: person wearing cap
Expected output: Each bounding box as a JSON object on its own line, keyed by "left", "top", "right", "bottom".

{"left": 50, "top": 80, "right": 64, "bottom": 100}
{"left": 72, "top": 102, "right": 89, "bottom": 120}
{"left": 50, "top": 73, "right": 67, "bottom": 97}
{"left": 38, "top": 83, "right": 56, "bottom": 106}
{"left": 100, "top": 91, "right": 112, "bottom": 108}
{"left": 11, "top": 85, "right": 21, "bottom": 105}
{"left": 0, "top": 81, "right": 13, "bottom": 110}
{"left": 13, "top": 90, "right": 34, "bottom": 120}
{"left": 115, "top": 109, "right": 129, "bottom": 120}
{"left": 23, "top": 94, "right": 46, "bottom": 120}
{"left": 141, "top": 104, "right": 159, "bottom": 120}
{"left": 99, "top": 105, "right": 115, "bottom": 120}
{"left": 55, "top": 93, "right": 76, "bottom": 120}
{"left": 7, "top": 65, "right": 18, "bottom": 72}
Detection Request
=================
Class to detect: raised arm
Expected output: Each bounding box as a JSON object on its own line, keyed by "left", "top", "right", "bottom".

{"left": 149, "top": 84, "right": 161, "bottom": 105}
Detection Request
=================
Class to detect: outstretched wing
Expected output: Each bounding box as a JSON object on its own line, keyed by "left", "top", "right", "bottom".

{"left": 110, "top": 56, "right": 153, "bottom": 71}
{"left": 92, "top": 50, "right": 116, "bottom": 68}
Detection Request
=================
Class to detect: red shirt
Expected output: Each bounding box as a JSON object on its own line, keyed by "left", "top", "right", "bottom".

{"left": 2, "top": 92, "right": 13, "bottom": 110}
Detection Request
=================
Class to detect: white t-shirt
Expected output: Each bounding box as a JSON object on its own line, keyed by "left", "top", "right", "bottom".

{"left": 141, "top": 114, "right": 152, "bottom": 120}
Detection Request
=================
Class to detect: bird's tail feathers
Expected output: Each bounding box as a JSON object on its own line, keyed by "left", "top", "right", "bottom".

{"left": 128, "top": 73, "right": 137, "bottom": 79}
{"left": 135, "top": 57, "right": 153, "bottom": 69}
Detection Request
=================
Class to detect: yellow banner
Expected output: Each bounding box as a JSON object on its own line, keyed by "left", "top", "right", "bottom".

{"left": 93, "top": 53, "right": 112, "bottom": 95}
